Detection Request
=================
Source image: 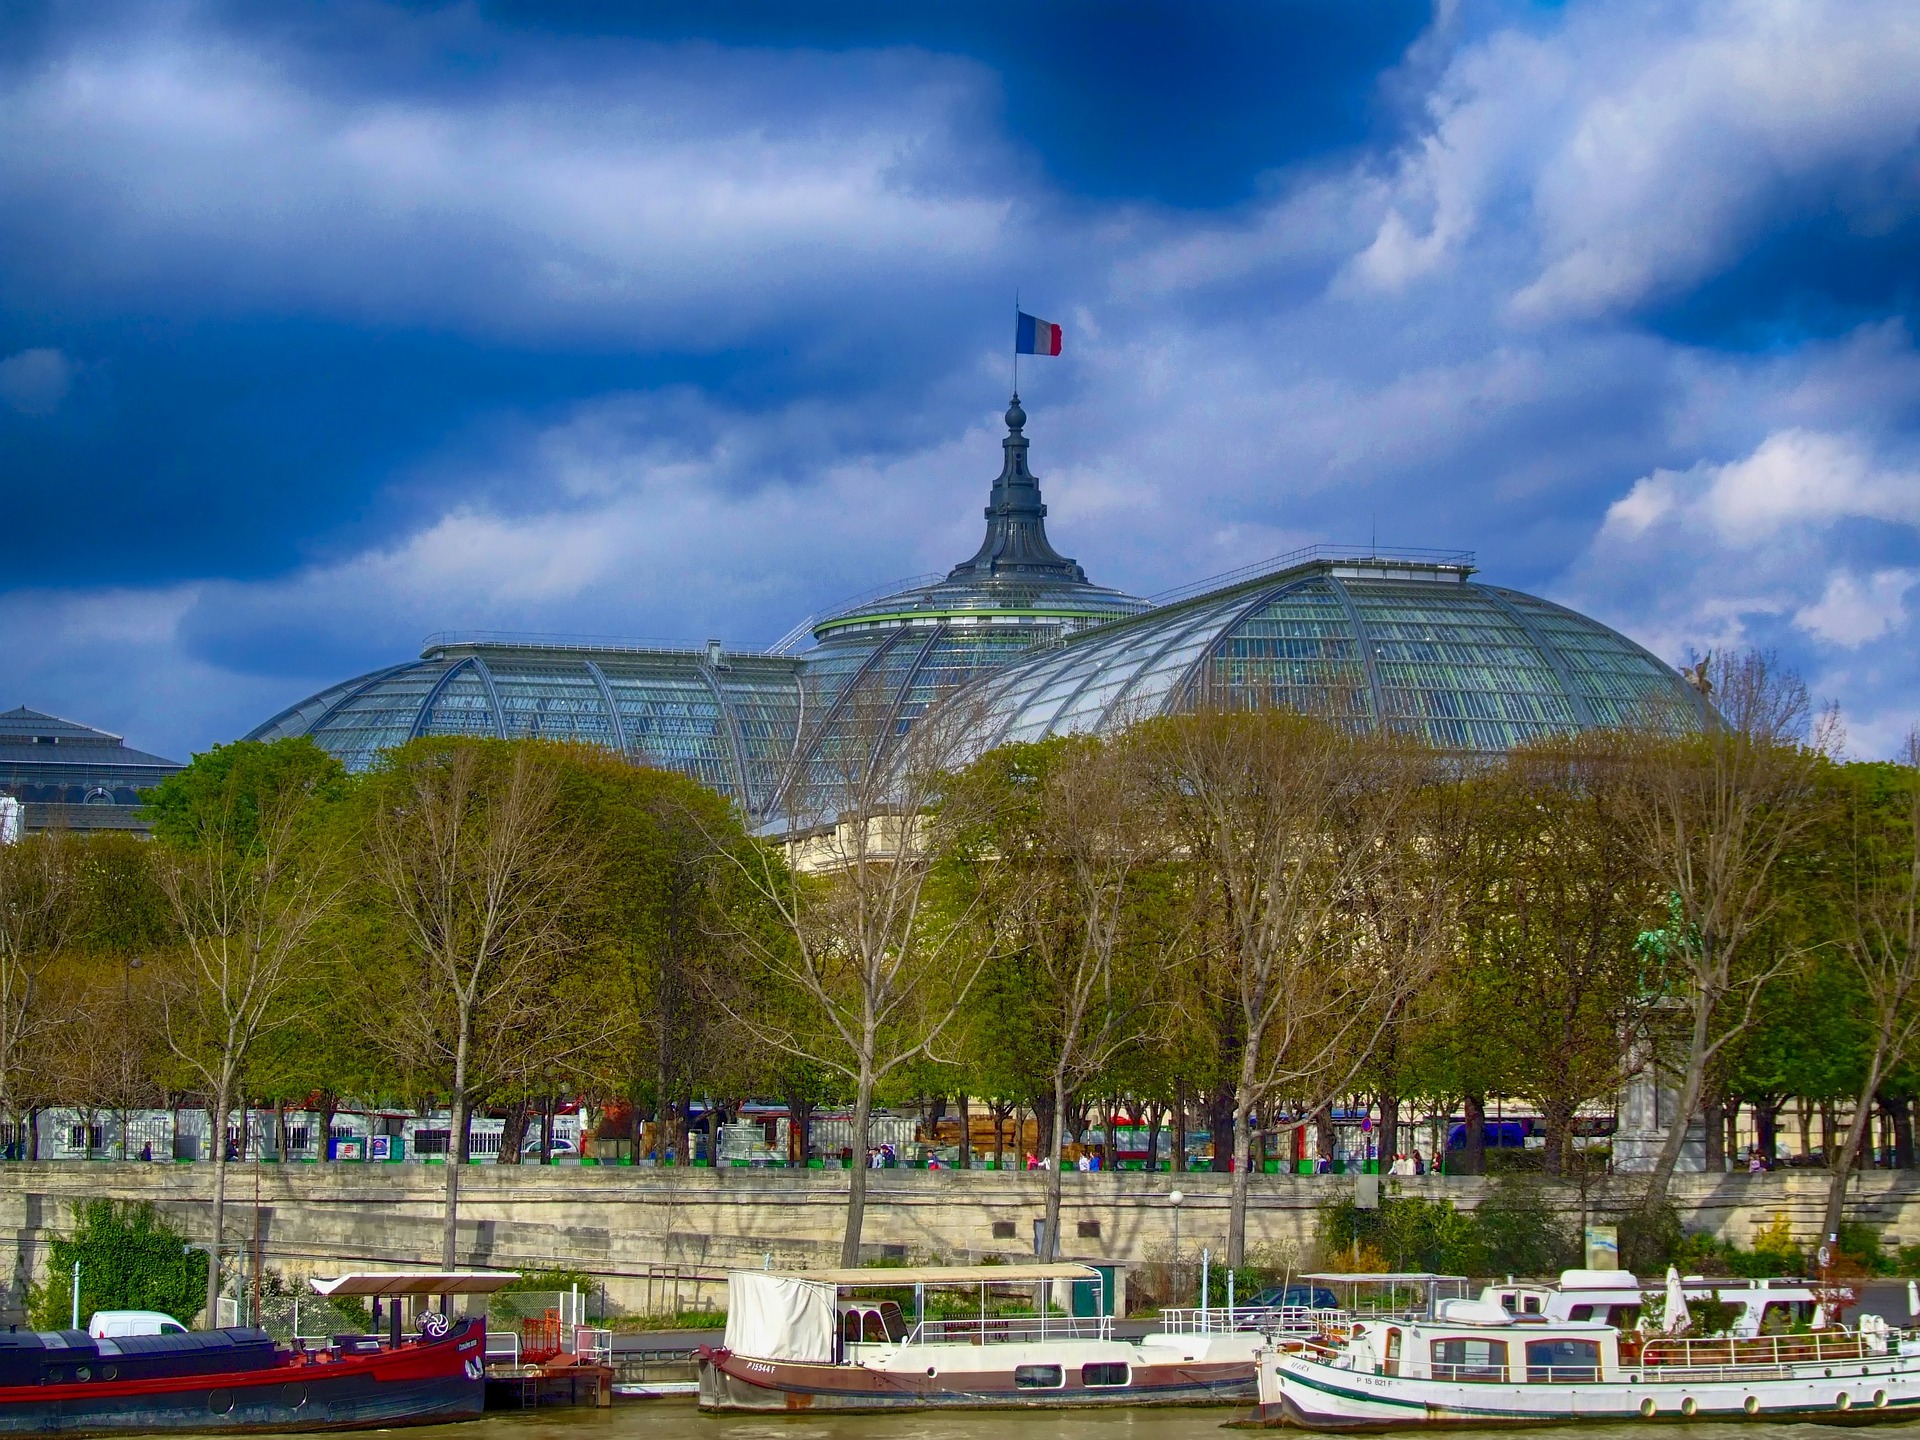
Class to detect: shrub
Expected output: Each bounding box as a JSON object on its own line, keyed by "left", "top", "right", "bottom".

{"left": 28, "top": 1201, "right": 207, "bottom": 1330}
{"left": 1321, "top": 1193, "right": 1483, "bottom": 1275}
{"left": 1474, "top": 1180, "right": 1578, "bottom": 1277}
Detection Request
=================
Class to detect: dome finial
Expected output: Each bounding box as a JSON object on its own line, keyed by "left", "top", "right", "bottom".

{"left": 1005, "top": 393, "right": 1026, "bottom": 432}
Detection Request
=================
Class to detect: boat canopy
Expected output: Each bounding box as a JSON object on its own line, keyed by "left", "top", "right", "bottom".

{"left": 724, "top": 1264, "right": 1104, "bottom": 1364}
{"left": 308, "top": 1272, "right": 520, "bottom": 1297}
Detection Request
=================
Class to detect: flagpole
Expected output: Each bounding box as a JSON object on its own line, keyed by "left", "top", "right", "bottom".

{"left": 1012, "top": 291, "right": 1020, "bottom": 396}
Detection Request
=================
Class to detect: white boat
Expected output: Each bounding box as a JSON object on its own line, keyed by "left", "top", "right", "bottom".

{"left": 697, "top": 1264, "right": 1263, "bottom": 1411}
{"left": 1254, "top": 1296, "right": 1920, "bottom": 1429}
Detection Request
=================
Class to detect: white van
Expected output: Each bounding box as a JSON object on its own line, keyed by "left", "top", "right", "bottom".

{"left": 88, "top": 1311, "right": 190, "bottom": 1339}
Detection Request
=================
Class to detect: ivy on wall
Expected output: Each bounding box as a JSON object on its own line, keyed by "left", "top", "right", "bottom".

{"left": 28, "top": 1201, "right": 208, "bottom": 1330}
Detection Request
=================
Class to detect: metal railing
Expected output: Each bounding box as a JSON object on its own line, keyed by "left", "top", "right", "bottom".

{"left": 1158, "top": 1305, "right": 1346, "bottom": 1335}
{"left": 484, "top": 1331, "right": 521, "bottom": 1365}
{"left": 902, "top": 1315, "right": 1112, "bottom": 1346}
{"left": 574, "top": 1328, "right": 614, "bottom": 1364}
{"left": 1429, "top": 1362, "right": 1508, "bottom": 1383}
{"left": 1637, "top": 1332, "right": 1874, "bottom": 1370}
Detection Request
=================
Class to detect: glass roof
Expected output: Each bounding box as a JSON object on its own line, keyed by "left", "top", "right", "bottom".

{"left": 959, "top": 561, "right": 1702, "bottom": 758}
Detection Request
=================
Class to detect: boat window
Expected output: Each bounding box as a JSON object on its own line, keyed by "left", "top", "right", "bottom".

{"left": 1081, "top": 1363, "right": 1129, "bottom": 1388}
{"left": 842, "top": 1311, "right": 863, "bottom": 1346}
{"left": 1526, "top": 1338, "right": 1601, "bottom": 1383}
{"left": 1568, "top": 1305, "right": 1595, "bottom": 1322}
{"left": 1760, "top": 1302, "right": 1814, "bottom": 1335}
{"left": 861, "top": 1311, "right": 889, "bottom": 1344}
{"left": 1604, "top": 1305, "right": 1640, "bottom": 1329}
{"left": 1496, "top": 1292, "right": 1517, "bottom": 1313}
{"left": 1015, "top": 1365, "right": 1064, "bottom": 1389}
{"left": 1430, "top": 1338, "right": 1508, "bottom": 1383}
{"left": 1384, "top": 1329, "right": 1402, "bottom": 1378}
{"left": 1522, "top": 1295, "right": 1542, "bottom": 1315}
{"left": 877, "top": 1303, "right": 907, "bottom": 1343}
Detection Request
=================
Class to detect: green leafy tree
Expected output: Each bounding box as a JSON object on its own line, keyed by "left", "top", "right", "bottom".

{"left": 144, "top": 737, "right": 349, "bottom": 1321}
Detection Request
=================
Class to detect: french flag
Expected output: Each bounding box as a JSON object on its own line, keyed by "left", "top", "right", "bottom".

{"left": 1016, "top": 311, "right": 1063, "bottom": 356}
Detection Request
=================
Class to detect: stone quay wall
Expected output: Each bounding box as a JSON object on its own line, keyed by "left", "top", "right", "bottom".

{"left": 1, "top": 1163, "right": 1915, "bottom": 1317}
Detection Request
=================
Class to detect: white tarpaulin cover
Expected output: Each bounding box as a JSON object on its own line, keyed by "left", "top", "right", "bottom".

{"left": 725, "top": 1272, "right": 835, "bottom": 1362}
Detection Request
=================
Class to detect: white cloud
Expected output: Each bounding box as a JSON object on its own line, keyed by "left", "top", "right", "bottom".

{"left": 1795, "top": 569, "right": 1920, "bottom": 649}
{"left": 1331, "top": 0, "right": 1920, "bottom": 319}
{"left": 0, "top": 348, "right": 73, "bottom": 414}
{"left": 0, "top": 28, "right": 1016, "bottom": 340}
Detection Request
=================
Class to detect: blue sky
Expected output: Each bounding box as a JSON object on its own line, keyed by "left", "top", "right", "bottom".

{"left": 4, "top": 0, "right": 1920, "bottom": 760}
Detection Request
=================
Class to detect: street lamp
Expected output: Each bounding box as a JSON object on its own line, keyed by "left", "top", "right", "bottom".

{"left": 1168, "top": 1190, "right": 1184, "bottom": 1262}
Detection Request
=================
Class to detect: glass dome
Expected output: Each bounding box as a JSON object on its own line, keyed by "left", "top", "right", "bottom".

{"left": 248, "top": 402, "right": 1703, "bottom": 821}
{"left": 956, "top": 553, "right": 1705, "bottom": 755}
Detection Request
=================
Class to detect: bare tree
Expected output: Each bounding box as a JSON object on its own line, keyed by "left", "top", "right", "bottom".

{"left": 1621, "top": 650, "right": 1829, "bottom": 1213}
{"left": 0, "top": 835, "right": 83, "bottom": 1151}
{"left": 360, "top": 739, "right": 596, "bottom": 1267}
{"left": 1136, "top": 708, "right": 1445, "bottom": 1266}
{"left": 718, "top": 675, "right": 992, "bottom": 1265}
{"left": 948, "top": 737, "right": 1165, "bottom": 1261}
{"left": 1823, "top": 730, "right": 1920, "bottom": 1238}
{"left": 151, "top": 743, "right": 346, "bottom": 1323}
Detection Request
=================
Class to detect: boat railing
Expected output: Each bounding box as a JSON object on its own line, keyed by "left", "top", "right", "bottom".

{"left": 1636, "top": 1331, "right": 1875, "bottom": 1369}
{"left": 1429, "top": 1361, "right": 1509, "bottom": 1384}
{"left": 484, "top": 1330, "right": 522, "bottom": 1365}
{"left": 903, "top": 1315, "right": 1113, "bottom": 1346}
{"left": 1159, "top": 1304, "right": 1346, "bottom": 1335}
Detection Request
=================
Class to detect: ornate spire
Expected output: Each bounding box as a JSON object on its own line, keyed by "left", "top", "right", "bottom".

{"left": 946, "top": 395, "right": 1089, "bottom": 585}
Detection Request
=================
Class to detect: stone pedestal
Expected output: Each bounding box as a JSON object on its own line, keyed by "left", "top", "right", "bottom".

{"left": 1613, "top": 1026, "right": 1706, "bottom": 1174}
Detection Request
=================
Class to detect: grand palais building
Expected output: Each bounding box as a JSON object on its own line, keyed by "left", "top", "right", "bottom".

{"left": 249, "top": 399, "right": 1703, "bottom": 821}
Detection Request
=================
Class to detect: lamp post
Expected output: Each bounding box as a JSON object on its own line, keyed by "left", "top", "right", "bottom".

{"left": 1168, "top": 1189, "right": 1184, "bottom": 1262}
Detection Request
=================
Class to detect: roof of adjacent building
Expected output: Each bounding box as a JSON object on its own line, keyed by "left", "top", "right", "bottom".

{"left": 0, "top": 707, "right": 183, "bottom": 771}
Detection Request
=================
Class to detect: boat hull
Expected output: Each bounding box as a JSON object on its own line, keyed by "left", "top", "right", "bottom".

{"left": 698, "top": 1344, "right": 1255, "bottom": 1412}
{"left": 1257, "top": 1351, "right": 1920, "bottom": 1430}
{"left": 0, "top": 1324, "right": 485, "bottom": 1435}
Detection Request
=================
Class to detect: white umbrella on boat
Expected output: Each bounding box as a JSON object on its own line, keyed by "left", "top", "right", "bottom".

{"left": 1908, "top": 1279, "right": 1919, "bottom": 1321}
{"left": 1663, "top": 1266, "right": 1691, "bottom": 1335}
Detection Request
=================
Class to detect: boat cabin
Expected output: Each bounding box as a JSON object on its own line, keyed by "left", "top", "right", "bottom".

{"left": 1477, "top": 1270, "right": 1824, "bottom": 1337}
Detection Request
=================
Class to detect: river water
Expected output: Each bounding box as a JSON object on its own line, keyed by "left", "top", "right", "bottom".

{"left": 342, "top": 1401, "right": 1886, "bottom": 1440}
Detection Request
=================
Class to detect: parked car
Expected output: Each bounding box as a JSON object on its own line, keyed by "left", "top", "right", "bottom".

{"left": 1246, "top": 1284, "right": 1340, "bottom": 1312}
{"left": 89, "top": 1311, "right": 189, "bottom": 1339}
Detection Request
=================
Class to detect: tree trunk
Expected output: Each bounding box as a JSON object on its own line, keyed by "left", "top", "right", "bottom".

{"left": 1228, "top": 1047, "right": 1261, "bottom": 1267}
{"left": 1824, "top": 1058, "right": 1890, "bottom": 1242}
{"left": 204, "top": 1071, "right": 233, "bottom": 1326}
{"left": 1043, "top": 1070, "right": 1069, "bottom": 1261}
{"left": 540, "top": 1093, "right": 554, "bottom": 1165}
{"left": 1379, "top": 1093, "right": 1401, "bottom": 1173}
{"left": 317, "top": 1093, "right": 337, "bottom": 1160}
{"left": 956, "top": 1092, "right": 971, "bottom": 1169}
{"left": 1462, "top": 1093, "right": 1487, "bottom": 1177}
{"left": 1642, "top": 992, "right": 1714, "bottom": 1214}
{"left": 1208, "top": 1085, "right": 1235, "bottom": 1173}
{"left": 992, "top": 1100, "right": 1006, "bottom": 1171}
{"left": 1539, "top": 1094, "right": 1574, "bottom": 1177}
{"left": 442, "top": 1017, "right": 471, "bottom": 1270}
{"left": 1753, "top": 1097, "right": 1780, "bottom": 1167}
{"left": 787, "top": 1093, "right": 814, "bottom": 1166}
{"left": 1145, "top": 1103, "right": 1163, "bottom": 1175}
{"left": 840, "top": 1069, "right": 875, "bottom": 1266}
{"left": 1314, "top": 1106, "right": 1335, "bottom": 1171}
{"left": 498, "top": 1098, "right": 529, "bottom": 1165}
{"left": 1703, "top": 1091, "right": 1726, "bottom": 1173}
{"left": 1172, "top": 1085, "right": 1187, "bottom": 1174}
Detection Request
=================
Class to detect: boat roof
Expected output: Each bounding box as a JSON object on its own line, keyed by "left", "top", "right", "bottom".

{"left": 1302, "top": 1272, "right": 1470, "bottom": 1284}
{"left": 309, "top": 1271, "right": 521, "bottom": 1297}
{"left": 762, "top": 1263, "right": 1101, "bottom": 1287}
